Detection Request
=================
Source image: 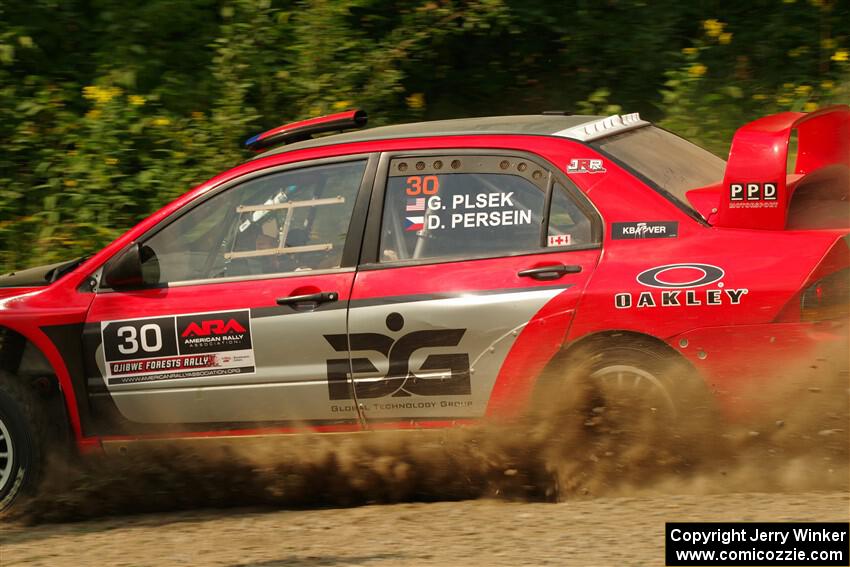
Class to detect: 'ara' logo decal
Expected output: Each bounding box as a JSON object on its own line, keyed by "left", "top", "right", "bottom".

{"left": 181, "top": 319, "right": 247, "bottom": 338}
{"left": 176, "top": 310, "right": 252, "bottom": 354}
{"left": 324, "top": 312, "right": 471, "bottom": 400}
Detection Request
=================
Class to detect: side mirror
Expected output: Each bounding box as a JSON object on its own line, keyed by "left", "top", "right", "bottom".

{"left": 103, "top": 243, "right": 158, "bottom": 290}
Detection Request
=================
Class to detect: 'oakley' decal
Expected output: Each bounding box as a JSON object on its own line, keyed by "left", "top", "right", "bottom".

{"left": 636, "top": 263, "right": 725, "bottom": 289}
{"left": 616, "top": 263, "right": 748, "bottom": 309}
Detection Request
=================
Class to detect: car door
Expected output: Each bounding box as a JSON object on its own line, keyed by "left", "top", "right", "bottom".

{"left": 343, "top": 151, "right": 603, "bottom": 425}
{"left": 83, "top": 155, "right": 376, "bottom": 433}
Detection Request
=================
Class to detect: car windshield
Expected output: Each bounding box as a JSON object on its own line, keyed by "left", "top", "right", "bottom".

{"left": 592, "top": 126, "right": 726, "bottom": 211}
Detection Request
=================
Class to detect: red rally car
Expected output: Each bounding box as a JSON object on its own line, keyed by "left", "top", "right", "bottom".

{"left": 0, "top": 107, "right": 847, "bottom": 509}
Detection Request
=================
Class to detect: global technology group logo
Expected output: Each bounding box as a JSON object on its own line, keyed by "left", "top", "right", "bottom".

{"left": 324, "top": 312, "right": 471, "bottom": 400}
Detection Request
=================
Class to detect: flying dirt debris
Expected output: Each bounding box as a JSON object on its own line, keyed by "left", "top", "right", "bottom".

{"left": 12, "top": 350, "right": 847, "bottom": 525}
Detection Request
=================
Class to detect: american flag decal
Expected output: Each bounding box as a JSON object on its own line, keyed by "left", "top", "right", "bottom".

{"left": 406, "top": 197, "right": 425, "bottom": 212}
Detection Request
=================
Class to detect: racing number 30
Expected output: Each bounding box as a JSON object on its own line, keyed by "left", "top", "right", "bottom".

{"left": 102, "top": 316, "right": 178, "bottom": 363}
{"left": 405, "top": 175, "right": 440, "bottom": 196}
{"left": 116, "top": 324, "right": 163, "bottom": 355}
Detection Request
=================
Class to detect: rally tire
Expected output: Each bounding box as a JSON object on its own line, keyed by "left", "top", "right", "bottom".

{"left": 531, "top": 335, "right": 720, "bottom": 500}
{"left": 578, "top": 337, "right": 695, "bottom": 417}
{"left": 0, "top": 370, "right": 49, "bottom": 513}
{"left": 534, "top": 334, "right": 714, "bottom": 420}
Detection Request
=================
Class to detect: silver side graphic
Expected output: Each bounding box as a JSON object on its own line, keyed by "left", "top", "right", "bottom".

{"left": 96, "top": 286, "right": 572, "bottom": 424}
{"left": 346, "top": 287, "right": 570, "bottom": 420}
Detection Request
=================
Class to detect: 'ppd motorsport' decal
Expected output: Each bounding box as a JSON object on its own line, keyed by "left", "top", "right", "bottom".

{"left": 101, "top": 309, "right": 255, "bottom": 385}
{"left": 729, "top": 182, "right": 779, "bottom": 209}
{"left": 324, "top": 312, "right": 471, "bottom": 400}
{"left": 615, "top": 263, "right": 749, "bottom": 308}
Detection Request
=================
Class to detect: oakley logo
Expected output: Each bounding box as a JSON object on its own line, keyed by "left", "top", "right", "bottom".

{"left": 181, "top": 319, "right": 247, "bottom": 338}
{"left": 636, "top": 263, "right": 725, "bottom": 289}
{"left": 324, "top": 312, "right": 471, "bottom": 400}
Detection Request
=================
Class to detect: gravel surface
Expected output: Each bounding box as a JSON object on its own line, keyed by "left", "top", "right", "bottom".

{"left": 2, "top": 492, "right": 848, "bottom": 566}
{"left": 2, "top": 352, "right": 846, "bottom": 566}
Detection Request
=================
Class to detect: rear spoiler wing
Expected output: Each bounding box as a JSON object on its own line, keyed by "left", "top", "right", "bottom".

{"left": 714, "top": 105, "right": 850, "bottom": 230}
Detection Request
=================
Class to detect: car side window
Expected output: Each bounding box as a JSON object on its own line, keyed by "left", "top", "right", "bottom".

{"left": 380, "top": 156, "right": 548, "bottom": 262}
{"left": 142, "top": 160, "right": 366, "bottom": 284}
{"left": 547, "top": 181, "right": 593, "bottom": 247}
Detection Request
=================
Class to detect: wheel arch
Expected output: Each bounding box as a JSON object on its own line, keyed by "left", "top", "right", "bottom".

{"left": 536, "top": 328, "right": 702, "bottom": 390}
{"left": 561, "top": 329, "right": 691, "bottom": 364}
{"left": 528, "top": 328, "right": 709, "bottom": 413}
{"left": 0, "top": 325, "right": 77, "bottom": 447}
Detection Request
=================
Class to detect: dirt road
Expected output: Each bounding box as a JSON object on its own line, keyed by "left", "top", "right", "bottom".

{"left": 2, "top": 492, "right": 848, "bottom": 566}
{"left": 1, "top": 359, "right": 846, "bottom": 566}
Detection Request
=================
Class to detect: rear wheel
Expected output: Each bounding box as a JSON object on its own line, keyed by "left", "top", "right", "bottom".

{"left": 531, "top": 335, "right": 717, "bottom": 497}
{"left": 534, "top": 335, "right": 709, "bottom": 417}
{"left": 0, "top": 371, "right": 49, "bottom": 512}
{"left": 581, "top": 339, "right": 694, "bottom": 418}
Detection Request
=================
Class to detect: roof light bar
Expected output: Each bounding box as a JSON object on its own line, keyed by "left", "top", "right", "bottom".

{"left": 552, "top": 112, "right": 650, "bottom": 142}
{"left": 245, "top": 109, "right": 368, "bottom": 152}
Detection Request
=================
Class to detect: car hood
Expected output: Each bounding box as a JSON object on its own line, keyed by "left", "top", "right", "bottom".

{"left": 0, "top": 258, "right": 85, "bottom": 290}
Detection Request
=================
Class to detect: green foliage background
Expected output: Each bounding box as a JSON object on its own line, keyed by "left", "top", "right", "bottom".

{"left": 0, "top": 0, "right": 848, "bottom": 270}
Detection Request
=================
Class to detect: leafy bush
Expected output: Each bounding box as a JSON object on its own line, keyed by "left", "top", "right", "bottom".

{"left": 0, "top": 0, "right": 847, "bottom": 270}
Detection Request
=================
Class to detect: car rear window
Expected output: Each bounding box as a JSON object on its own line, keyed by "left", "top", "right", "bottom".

{"left": 592, "top": 126, "right": 726, "bottom": 210}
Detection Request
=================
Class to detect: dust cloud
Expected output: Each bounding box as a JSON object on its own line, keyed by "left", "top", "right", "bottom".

{"left": 13, "top": 347, "right": 848, "bottom": 524}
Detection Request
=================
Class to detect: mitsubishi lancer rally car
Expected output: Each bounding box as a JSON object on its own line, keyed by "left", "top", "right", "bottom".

{"left": 0, "top": 106, "right": 847, "bottom": 510}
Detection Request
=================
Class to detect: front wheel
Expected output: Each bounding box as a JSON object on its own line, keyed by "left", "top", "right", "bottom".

{"left": 0, "top": 372, "right": 48, "bottom": 512}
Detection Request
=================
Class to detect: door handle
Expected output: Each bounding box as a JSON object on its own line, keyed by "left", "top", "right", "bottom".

{"left": 276, "top": 291, "right": 339, "bottom": 310}
{"left": 518, "top": 264, "right": 582, "bottom": 281}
